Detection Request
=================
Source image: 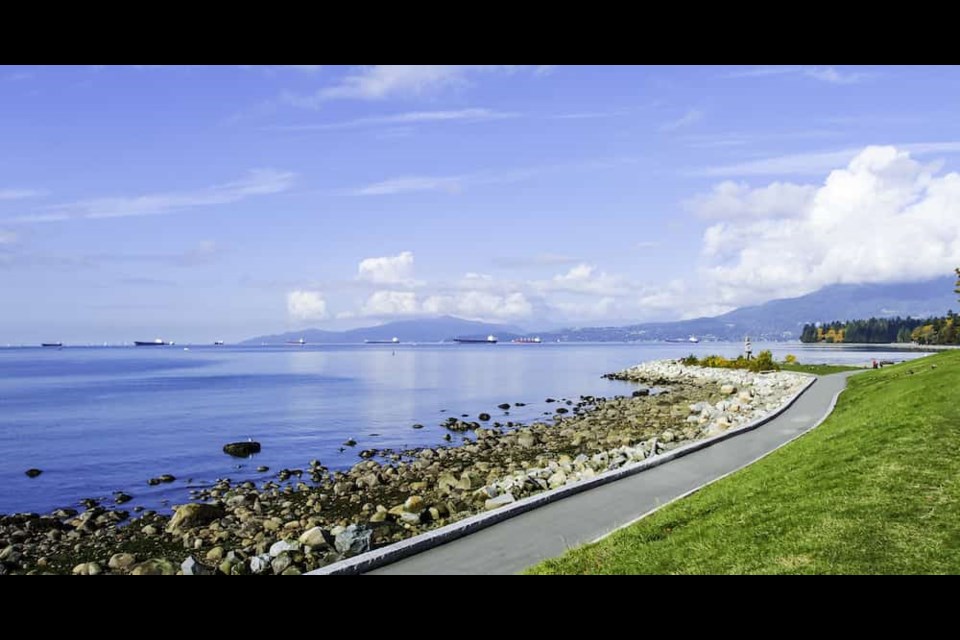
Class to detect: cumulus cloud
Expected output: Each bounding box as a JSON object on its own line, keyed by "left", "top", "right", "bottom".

{"left": 699, "top": 145, "right": 960, "bottom": 306}
{"left": 423, "top": 291, "right": 533, "bottom": 320}
{"left": 540, "top": 263, "right": 634, "bottom": 297}
{"left": 361, "top": 290, "right": 419, "bottom": 316}
{"left": 357, "top": 251, "right": 416, "bottom": 285}
{"left": 688, "top": 180, "right": 817, "bottom": 219}
{"left": 287, "top": 290, "right": 328, "bottom": 321}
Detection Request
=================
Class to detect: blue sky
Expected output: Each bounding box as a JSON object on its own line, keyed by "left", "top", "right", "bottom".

{"left": 2, "top": 65, "right": 960, "bottom": 343}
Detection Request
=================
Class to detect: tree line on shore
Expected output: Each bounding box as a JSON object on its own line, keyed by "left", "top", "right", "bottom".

{"left": 800, "top": 269, "right": 960, "bottom": 345}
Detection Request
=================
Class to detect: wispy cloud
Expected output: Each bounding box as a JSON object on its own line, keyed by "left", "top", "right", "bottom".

{"left": 681, "top": 129, "right": 839, "bottom": 149}
{"left": 10, "top": 170, "right": 295, "bottom": 223}
{"left": 550, "top": 109, "right": 630, "bottom": 120}
{"left": 492, "top": 253, "right": 581, "bottom": 268}
{"left": 698, "top": 141, "right": 960, "bottom": 177}
{"left": 0, "top": 188, "right": 45, "bottom": 200}
{"left": 238, "top": 65, "right": 323, "bottom": 75}
{"left": 282, "top": 65, "right": 549, "bottom": 107}
{"left": 660, "top": 108, "right": 703, "bottom": 132}
{"left": 3, "top": 71, "right": 34, "bottom": 82}
{"left": 636, "top": 241, "right": 660, "bottom": 249}
{"left": 269, "top": 108, "right": 517, "bottom": 132}
{"left": 803, "top": 66, "right": 873, "bottom": 84}
{"left": 723, "top": 65, "right": 876, "bottom": 84}
{"left": 348, "top": 175, "right": 465, "bottom": 196}
{"left": 347, "top": 157, "right": 639, "bottom": 197}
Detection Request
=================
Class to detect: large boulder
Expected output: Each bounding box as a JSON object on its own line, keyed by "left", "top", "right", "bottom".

{"left": 130, "top": 558, "right": 177, "bottom": 575}
{"left": 166, "top": 502, "right": 225, "bottom": 533}
{"left": 223, "top": 441, "right": 261, "bottom": 457}
{"left": 334, "top": 524, "right": 372, "bottom": 556}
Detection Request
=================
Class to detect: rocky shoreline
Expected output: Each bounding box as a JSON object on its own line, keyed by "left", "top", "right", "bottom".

{"left": 0, "top": 361, "right": 809, "bottom": 575}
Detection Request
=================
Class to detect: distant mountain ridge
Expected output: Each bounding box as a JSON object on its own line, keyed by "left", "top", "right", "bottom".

{"left": 243, "top": 277, "right": 958, "bottom": 344}
{"left": 541, "top": 276, "right": 958, "bottom": 342}
{"left": 242, "top": 316, "right": 525, "bottom": 344}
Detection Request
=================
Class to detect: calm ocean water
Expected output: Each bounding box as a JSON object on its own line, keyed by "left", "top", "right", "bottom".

{"left": 0, "top": 342, "right": 927, "bottom": 514}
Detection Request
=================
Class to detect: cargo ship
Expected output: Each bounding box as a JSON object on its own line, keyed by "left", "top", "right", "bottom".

{"left": 365, "top": 337, "right": 400, "bottom": 344}
{"left": 511, "top": 337, "right": 542, "bottom": 344}
{"left": 665, "top": 336, "right": 699, "bottom": 344}
{"left": 134, "top": 339, "right": 172, "bottom": 346}
{"left": 41, "top": 342, "right": 63, "bottom": 347}
{"left": 286, "top": 338, "right": 306, "bottom": 346}
{"left": 453, "top": 335, "right": 498, "bottom": 344}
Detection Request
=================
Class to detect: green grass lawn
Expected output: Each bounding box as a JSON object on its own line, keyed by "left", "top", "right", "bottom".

{"left": 527, "top": 351, "right": 960, "bottom": 574}
{"left": 780, "top": 362, "right": 863, "bottom": 375}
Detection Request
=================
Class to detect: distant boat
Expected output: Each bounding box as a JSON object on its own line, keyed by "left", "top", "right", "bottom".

{"left": 41, "top": 342, "right": 63, "bottom": 348}
{"left": 286, "top": 338, "right": 306, "bottom": 346}
{"left": 134, "top": 339, "right": 171, "bottom": 346}
{"left": 454, "top": 335, "right": 498, "bottom": 344}
{"left": 214, "top": 340, "right": 225, "bottom": 346}
{"left": 666, "top": 336, "right": 700, "bottom": 344}
{"left": 365, "top": 337, "right": 400, "bottom": 344}
{"left": 511, "top": 337, "right": 542, "bottom": 344}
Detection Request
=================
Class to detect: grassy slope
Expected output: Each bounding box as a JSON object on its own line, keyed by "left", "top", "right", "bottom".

{"left": 780, "top": 363, "right": 863, "bottom": 375}
{"left": 527, "top": 351, "right": 960, "bottom": 574}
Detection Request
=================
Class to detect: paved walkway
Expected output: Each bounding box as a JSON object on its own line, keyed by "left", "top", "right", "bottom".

{"left": 371, "top": 371, "right": 857, "bottom": 575}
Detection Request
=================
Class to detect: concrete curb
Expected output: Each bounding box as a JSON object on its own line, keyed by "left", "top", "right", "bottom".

{"left": 307, "top": 374, "right": 818, "bottom": 575}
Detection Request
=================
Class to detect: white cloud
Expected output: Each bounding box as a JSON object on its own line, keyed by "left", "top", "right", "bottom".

{"left": 698, "top": 142, "right": 960, "bottom": 177}
{"left": 688, "top": 180, "right": 817, "bottom": 219}
{"left": 282, "top": 65, "right": 548, "bottom": 106}
{"left": 636, "top": 240, "right": 660, "bottom": 249}
{"left": 492, "top": 253, "right": 580, "bottom": 268}
{"left": 723, "top": 65, "right": 875, "bottom": 84}
{"left": 0, "top": 188, "right": 44, "bottom": 200}
{"left": 361, "top": 290, "right": 419, "bottom": 316}
{"left": 423, "top": 291, "right": 532, "bottom": 320}
{"left": 803, "top": 66, "right": 872, "bottom": 84}
{"left": 357, "top": 251, "right": 416, "bottom": 285}
{"left": 13, "top": 170, "right": 295, "bottom": 223}
{"left": 287, "top": 290, "right": 329, "bottom": 321}
{"left": 271, "top": 108, "right": 516, "bottom": 131}
{"left": 349, "top": 175, "right": 464, "bottom": 196}
{"left": 541, "top": 263, "right": 633, "bottom": 296}
{"left": 660, "top": 108, "right": 703, "bottom": 132}
{"left": 699, "top": 145, "right": 960, "bottom": 306}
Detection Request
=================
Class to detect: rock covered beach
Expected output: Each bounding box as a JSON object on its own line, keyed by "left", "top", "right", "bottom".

{"left": 0, "top": 361, "right": 809, "bottom": 575}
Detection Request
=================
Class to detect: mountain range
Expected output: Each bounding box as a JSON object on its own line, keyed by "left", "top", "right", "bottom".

{"left": 244, "top": 276, "right": 958, "bottom": 344}
{"left": 242, "top": 316, "right": 525, "bottom": 345}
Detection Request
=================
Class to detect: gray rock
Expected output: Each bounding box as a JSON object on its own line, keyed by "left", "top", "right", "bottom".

{"left": 249, "top": 554, "right": 272, "bottom": 574}
{"left": 271, "top": 554, "right": 293, "bottom": 575}
{"left": 334, "top": 524, "right": 372, "bottom": 556}
{"left": 269, "top": 539, "right": 299, "bottom": 557}
{"left": 181, "top": 555, "right": 215, "bottom": 575}
{"left": 298, "top": 526, "right": 328, "bottom": 549}
{"left": 484, "top": 493, "right": 516, "bottom": 510}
